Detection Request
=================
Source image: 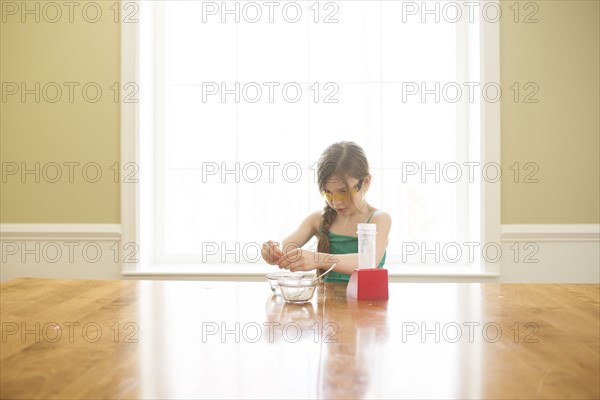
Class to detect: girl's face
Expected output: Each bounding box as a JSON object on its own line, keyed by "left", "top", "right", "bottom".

{"left": 322, "top": 175, "right": 368, "bottom": 214}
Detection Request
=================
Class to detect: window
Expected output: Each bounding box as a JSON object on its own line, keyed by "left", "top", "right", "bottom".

{"left": 122, "top": 1, "right": 500, "bottom": 275}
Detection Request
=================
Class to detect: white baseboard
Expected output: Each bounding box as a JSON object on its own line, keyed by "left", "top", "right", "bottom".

{"left": 501, "top": 224, "right": 600, "bottom": 242}
{"left": 0, "top": 224, "right": 121, "bottom": 240}
{"left": 1, "top": 224, "right": 598, "bottom": 283}
{"left": 499, "top": 224, "right": 599, "bottom": 283}
{"left": 0, "top": 224, "right": 122, "bottom": 281}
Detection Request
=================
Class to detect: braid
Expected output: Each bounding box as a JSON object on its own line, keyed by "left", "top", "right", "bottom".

{"left": 317, "top": 204, "right": 337, "bottom": 276}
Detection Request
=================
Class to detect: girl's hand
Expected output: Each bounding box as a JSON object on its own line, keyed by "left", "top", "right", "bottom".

{"left": 278, "top": 248, "right": 320, "bottom": 272}
{"left": 261, "top": 241, "right": 284, "bottom": 265}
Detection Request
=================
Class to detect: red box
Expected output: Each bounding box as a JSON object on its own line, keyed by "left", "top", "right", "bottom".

{"left": 346, "top": 268, "right": 389, "bottom": 300}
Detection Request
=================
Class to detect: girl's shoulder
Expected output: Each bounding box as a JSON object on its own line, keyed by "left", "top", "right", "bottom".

{"left": 367, "top": 209, "right": 392, "bottom": 225}
{"left": 308, "top": 210, "right": 326, "bottom": 232}
{"left": 311, "top": 209, "right": 337, "bottom": 233}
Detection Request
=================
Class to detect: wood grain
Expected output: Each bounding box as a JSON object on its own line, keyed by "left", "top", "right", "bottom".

{"left": 1, "top": 278, "right": 598, "bottom": 399}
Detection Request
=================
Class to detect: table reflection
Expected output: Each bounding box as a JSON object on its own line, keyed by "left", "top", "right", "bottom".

{"left": 317, "top": 283, "right": 389, "bottom": 399}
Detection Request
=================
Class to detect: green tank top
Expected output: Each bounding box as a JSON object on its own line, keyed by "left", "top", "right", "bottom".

{"left": 319, "top": 211, "right": 387, "bottom": 283}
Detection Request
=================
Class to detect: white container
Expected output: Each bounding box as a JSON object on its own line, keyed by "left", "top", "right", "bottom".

{"left": 357, "top": 223, "right": 377, "bottom": 269}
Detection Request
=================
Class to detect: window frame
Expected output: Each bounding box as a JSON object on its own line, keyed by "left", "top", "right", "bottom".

{"left": 120, "top": 0, "right": 500, "bottom": 278}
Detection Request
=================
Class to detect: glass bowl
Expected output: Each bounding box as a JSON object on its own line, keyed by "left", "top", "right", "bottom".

{"left": 277, "top": 278, "right": 317, "bottom": 304}
{"left": 266, "top": 272, "right": 304, "bottom": 295}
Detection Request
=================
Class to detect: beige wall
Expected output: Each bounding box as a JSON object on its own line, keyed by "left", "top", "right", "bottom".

{"left": 0, "top": 0, "right": 120, "bottom": 223}
{"left": 501, "top": 0, "right": 599, "bottom": 223}
{"left": 1, "top": 0, "right": 598, "bottom": 224}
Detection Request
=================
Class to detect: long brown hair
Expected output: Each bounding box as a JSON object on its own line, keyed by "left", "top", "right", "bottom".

{"left": 316, "top": 142, "right": 370, "bottom": 261}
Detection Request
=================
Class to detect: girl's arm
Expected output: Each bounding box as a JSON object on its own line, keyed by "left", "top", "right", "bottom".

{"left": 280, "top": 211, "right": 321, "bottom": 253}
{"left": 261, "top": 211, "right": 320, "bottom": 265}
{"left": 279, "top": 212, "right": 392, "bottom": 274}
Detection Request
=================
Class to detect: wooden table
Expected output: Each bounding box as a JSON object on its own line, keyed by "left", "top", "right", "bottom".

{"left": 1, "top": 278, "right": 598, "bottom": 399}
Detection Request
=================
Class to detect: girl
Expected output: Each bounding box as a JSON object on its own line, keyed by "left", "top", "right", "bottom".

{"left": 261, "top": 141, "right": 392, "bottom": 282}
